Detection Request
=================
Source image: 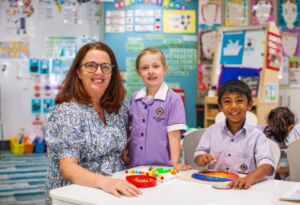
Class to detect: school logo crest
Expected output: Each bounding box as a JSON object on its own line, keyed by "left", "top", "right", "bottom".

{"left": 156, "top": 107, "right": 164, "bottom": 117}
{"left": 240, "top": 163, "right": 248, "bottom": 171}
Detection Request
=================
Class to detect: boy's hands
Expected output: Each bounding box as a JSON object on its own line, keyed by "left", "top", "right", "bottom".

{"left": 228, "top": 164, "right": 272, "bottom": 189}
{"left": 195, "top": 153, "right": 217, "bottom": 166}
{"left": 173, "top": 162, "right": 192, "bottom": 171}
{"left": 227, "top": 176, "right": 255, "bottom": 189}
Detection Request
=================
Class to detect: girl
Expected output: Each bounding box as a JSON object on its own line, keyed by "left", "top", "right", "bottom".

{"left": 127, "top": 47, "right": 191, "bottom": 171}
{"left": 264, "top": 107, "right": 300, "bottom": 179}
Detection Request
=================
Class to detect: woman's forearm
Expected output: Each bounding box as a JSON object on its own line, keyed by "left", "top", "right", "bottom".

{"left": 59, "top": 158, "right": 107, "bottom": 189}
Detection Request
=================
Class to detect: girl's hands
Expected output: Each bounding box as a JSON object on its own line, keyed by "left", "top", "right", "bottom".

{"left": 101, "top": 178, "right": 142, "bottom": 197}
{"left": 173, "top": 162, "right": 192, "bottom": 171}
{"left": 120, "top": 149, "right": 130, "bottom": 164}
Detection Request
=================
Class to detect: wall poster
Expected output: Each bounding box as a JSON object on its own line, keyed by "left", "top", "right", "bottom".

{"left": 199, "top": 30, "right": 217, "bottom": 63}
{"left": 198, "top": 0, "right": 221, "bottom": 29}
{"left": 163, "top": 10, "right": 196, "bottom": 33}
{"left": 266, "top": 32, "right": 282, "bottom": 71}
{"left": 220, "top": 31, "right": 245, "bottom": 65}
{"left": 278, "top": 0, "right": 300, "bottom": 29}
{"left": 250, "top": 0, "right": 275, "bottom": 25}
{"left": 225, "top": 0, "right": 248, "bottom": 26}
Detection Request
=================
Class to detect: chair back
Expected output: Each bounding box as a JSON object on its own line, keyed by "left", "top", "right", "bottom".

{"left": 182, "top": 129, "right": 206, "bottom": 170}
{"left": 287, "top": 139, "right": 300, "bottom": 182}
{"left": 215, "top": 111, "right": 258, "bottom": 125}
{"left": 267, "top": 138, "right": 281, "bottom": 179}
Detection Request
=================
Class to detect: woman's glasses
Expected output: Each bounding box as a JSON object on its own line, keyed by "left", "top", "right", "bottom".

{"left": 80, "top": 62, "right": 114, "bottom": 74}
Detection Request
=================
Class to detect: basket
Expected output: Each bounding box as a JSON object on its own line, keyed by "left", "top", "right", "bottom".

{"left": 23, "top": 136, "right": 34, "bottom": 154}
{"left": 34, "top": 138, "right": 46, "bottom": 153}
{"left": 10, "top": 136, "right": 24, "bottom": 155}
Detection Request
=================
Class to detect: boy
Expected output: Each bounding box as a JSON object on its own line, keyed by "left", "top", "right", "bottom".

{"left": 194, "top": 80, "right": 274, "bottom": 189}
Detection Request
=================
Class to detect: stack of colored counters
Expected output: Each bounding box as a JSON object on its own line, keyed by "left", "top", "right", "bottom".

{"left": 125, "top": 167, "right": 180, "bottom": 182}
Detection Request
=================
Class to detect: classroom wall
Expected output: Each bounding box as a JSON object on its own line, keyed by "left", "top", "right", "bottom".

{"left": 103, "top": 1, "right": 199, "bottom": 127}
{"left": 197, "top": 0, "right": 300, "bottom": 123}
{"left": 0, "top": 1, "right": 102, "bottom": 140}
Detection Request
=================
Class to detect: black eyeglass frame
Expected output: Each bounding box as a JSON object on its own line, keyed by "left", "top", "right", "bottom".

{"left": 79, "top": 62, "right": 115, "bottom": 74}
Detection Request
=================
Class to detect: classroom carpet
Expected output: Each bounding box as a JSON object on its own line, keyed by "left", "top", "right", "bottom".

{"left": 0, "top": 151, "right": 48, "bottom": 205}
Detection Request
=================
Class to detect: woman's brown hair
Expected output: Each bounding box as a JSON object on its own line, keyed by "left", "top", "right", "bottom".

{"left": 55, "top": 42, "right": 126, "bottom": 113}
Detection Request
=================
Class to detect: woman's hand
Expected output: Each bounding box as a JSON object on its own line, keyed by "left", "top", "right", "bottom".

{"left": 173, "top": 162, "right": 192, "bottom": 171}
{"left": 100, "top": 178, "right": 142, "bottom": 197}
{"left": 59, "top": 158, "right": 141, "bottom": 197}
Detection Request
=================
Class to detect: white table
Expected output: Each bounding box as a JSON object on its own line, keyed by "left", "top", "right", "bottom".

{"left": 50, "top": 167, "right": 298, "bottom": 205}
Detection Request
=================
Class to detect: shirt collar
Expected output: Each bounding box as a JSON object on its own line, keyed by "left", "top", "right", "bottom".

{"left": 135, "top": 82, "right": 169, "bottom": 101}
{"left": 220, "top": 120, "right": 249, "bottom": 134}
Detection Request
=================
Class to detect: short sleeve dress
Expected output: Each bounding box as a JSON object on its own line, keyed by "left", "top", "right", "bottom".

{"left": 45, "top": 102, "right": 128, "bottom": 202}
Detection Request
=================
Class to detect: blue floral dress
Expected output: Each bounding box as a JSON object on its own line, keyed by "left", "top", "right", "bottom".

{"left": 45, "top": 102, "right": 128, "bottom": 202}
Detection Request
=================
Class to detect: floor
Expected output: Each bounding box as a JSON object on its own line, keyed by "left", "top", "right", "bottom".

{"left": 0, "top": 151, "right": 48, "bottom": 205}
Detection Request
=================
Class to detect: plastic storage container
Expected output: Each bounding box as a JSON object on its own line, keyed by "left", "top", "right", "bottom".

{"left": 10, "top": 136, "right": 24, "bottom": 155}
{"left": 23, "top": 136, "right": 34, "bottom": 154}
{"left": 34, "top": 138, "right": 46, "bottom": 153}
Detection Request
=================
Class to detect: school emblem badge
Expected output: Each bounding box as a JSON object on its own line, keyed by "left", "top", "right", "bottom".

{"left": 240, "top": 163, "right": 248, "bottom": 171}
{"left": 156, "top": 107, "right": 164, "bottom": 117}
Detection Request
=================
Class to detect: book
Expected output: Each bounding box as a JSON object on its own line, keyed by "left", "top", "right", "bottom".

{"left": 280, "top": 183, "right": 300, "bottom": 202}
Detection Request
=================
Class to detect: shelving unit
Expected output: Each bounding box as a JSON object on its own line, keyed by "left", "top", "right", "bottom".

{"left": 204, "top": 23, "right": 280, "bottom": 128}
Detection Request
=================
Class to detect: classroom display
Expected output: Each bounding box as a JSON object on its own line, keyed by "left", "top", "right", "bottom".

{"left": 204, "top": 24, "right": 280, "bottom": 127}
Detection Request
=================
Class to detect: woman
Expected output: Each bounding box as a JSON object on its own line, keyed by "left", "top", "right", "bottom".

{"left": 45, "top": 42, "right": 141, "bottom": 203}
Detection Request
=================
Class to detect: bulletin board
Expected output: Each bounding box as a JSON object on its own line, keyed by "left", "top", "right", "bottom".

{"left": 208, "top": 24, "right": 280, "bottom": 125}
{"left": 213, "top": 26, "right": 267, "bottom": 87}
{"left": 103, "top": 1, "right": 198, "bottom": 127}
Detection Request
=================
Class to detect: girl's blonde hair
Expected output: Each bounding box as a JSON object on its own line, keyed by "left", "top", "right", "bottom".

{"left": 135, "top": 47, "right": 167, "bottom": 71}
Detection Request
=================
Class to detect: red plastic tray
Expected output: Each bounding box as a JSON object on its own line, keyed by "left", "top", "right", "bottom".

{"left": 126, "top": 175, "right": 157, "bottom": 188}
